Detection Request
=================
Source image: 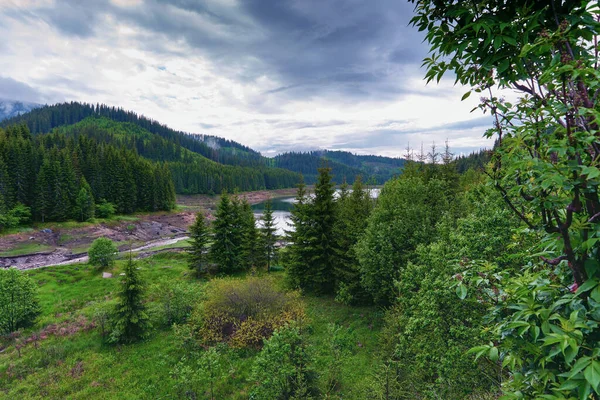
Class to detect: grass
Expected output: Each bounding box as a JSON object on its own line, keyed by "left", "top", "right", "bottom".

{"left": 0, "top": 252, "right": 383, "bottom": 399}
{"left": 0, "top": 243, "right": 54, "bottom": 257}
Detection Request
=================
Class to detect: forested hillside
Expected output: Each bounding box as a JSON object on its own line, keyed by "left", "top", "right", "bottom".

{"left": 52, "top": 117, "right": 300, "bottom": 195}
{"left": 272, "top": 150, "right": 405, "bottom": 183}
{"left": 2, "top": 102, "right": 406, "bottom": 185}
{"left": 0, "top": 124, "right": 176, "bottom": 226}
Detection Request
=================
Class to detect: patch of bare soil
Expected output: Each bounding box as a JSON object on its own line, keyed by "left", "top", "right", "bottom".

{"left": 0, "top": 211, "right": 197, "bottom": 270}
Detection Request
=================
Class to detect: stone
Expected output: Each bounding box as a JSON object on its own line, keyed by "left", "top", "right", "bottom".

{"left": 102, "top": 272, "right": 113, "bottom": 279}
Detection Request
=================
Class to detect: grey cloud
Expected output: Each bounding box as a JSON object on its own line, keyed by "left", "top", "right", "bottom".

{"left": 5, "top": 0, "right": 429, "bottom": 104}
{"left": 0, "top": 76, "right": 54, "bottom": 103}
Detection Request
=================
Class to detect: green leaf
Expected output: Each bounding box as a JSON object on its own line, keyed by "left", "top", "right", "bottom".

{"left": 559, "top": 379, "right": 584, "bottom": 391}
{"left": 569, "top": 357, "right": 592, "bottom": 379}
{"left": 489, "top": 346, "right": 499, "bottom": 362}
{"left": 456, "top": 284, "right": 467, "bottom": 300}
{"left": 461, "top": 91, "right": 471, "bottom": 101}
{"left": 576, "top": 279, "right": 598, "bottom": 295}
{"left": 584, "top": 361, "right": 600, "bottom": 392}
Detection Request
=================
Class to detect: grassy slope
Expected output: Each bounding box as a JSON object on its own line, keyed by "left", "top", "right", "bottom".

{"left": 0, "top": 253, "right": 382, "bottom": 399}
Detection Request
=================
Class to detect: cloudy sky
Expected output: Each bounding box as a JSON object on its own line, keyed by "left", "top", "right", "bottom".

{"left": 0, "top": 0, "right": 495, "bottom": 157}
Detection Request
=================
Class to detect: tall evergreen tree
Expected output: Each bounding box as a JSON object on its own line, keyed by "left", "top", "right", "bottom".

{"left": 333, "top": 176, "right": 373, "bottom": 304}
{"left": 74, "top": 178, "right": 95, "bottom": 221}
{"left": 308, "top": 166, "right": 337, "bottom": 293}
{"left": 188, "top": 211, "right": 211, "bottom": 278}
{"left": 210, "top": 193, "right": 242, "bottom": 273}
{"left": 286, "top": 175, "right": 310, "bottom": 288}
{"left": 288, "top": 168, "right": 337, "bottom": 293}
{"left": 110, "top": 256, "right": 151, "bottom": 344}
{"left": 260, "top": 198, "right": 277, "bottom": 273}
{"left": 239, "top": 198, "right": 260, "bottom": 270}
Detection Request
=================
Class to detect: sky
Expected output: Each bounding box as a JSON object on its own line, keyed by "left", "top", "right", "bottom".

{"left": 0, "top": 0, "right": 496, "bottom": 157}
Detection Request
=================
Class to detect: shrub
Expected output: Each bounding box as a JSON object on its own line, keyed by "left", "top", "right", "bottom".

{"left": 150, "top": 281, "right": 200, "bottom": 327}
{"left": 0, "top": 203, "right": 32, "bottom": 232}
{"left": 88, "top": 237, "right": 118, "bottom": 270}
{"left": 95, "top": 200, "right": 116, "bottom": 219}
{"left": 0, "top": 268, "right": 42, "bottom": 334}
{"left": 192, "top": 277, "right": 305, "bottom": 348}
{"left": 171, "top": 346, "right": 224, "bottom": 400}
{"left": 249, "top": 323, "right": 319, "bottom": 399}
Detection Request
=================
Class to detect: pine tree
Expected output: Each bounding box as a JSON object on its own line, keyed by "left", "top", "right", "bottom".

{"left": 188, "top": 211, "right": 211, "bottom": 277}
{"left": 333, "top": 176, "right": 373, "bottom": 304}
{"left": 110, "top": 256, "right": 151, "bottom": 344}
{"left": 260, "top": 198, "right": 277, "bottom": 272}
{"left": 286, "top": 175, "right": 311, "bottom": 288}
{"left": 308, "top": 166, "right": 337, "bottom": 293}
{"left": 74, "top": 178, "right": 95, "bottom": 221}
{"left": 239, "top": 198, "right": 260, "bottom": 270}
{"left": 210, "top": 192, "right": 241, "bottom": 273}
{"left": 35, "top": 159, "right": 54, "bottom": 223}
{"left": 288, "top": 168, "right": 337, "bottom": 293}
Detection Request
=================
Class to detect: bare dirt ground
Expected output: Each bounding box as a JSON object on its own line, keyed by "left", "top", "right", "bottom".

{"left": 0, "top": 188, "right": 301, "bottom": 270}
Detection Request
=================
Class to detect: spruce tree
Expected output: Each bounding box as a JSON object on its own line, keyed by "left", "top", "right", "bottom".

{"left": 74, "top": 178, "right": 95, "bottom": 221}
{"left": 286, "top": 175, "right": 311, "bottom": 288}
{"left": 308, "top": 166, "right": 337, "bottom": 293}
{"left": 239, "top": 198, "right": 260, "bottom": 270}
{"left": 35, "top": 159, "right": 54, "bottom": 223}
{"left": 288, "top": 168, "right": 337, "bottom": 293}
{"left": 188, "top": 211, "right": 211, "bottom": 277}
{"left": 110, "top": 256, "right": 151, "bottom": 344}
{"left": 260, "top": 198, "right": 277, "bottom": 273}
{"left": 210, "top": 192, "right": 241, "bottom": 273}
{"left": 333, "top": 176, "right": 372, "bottom": 304}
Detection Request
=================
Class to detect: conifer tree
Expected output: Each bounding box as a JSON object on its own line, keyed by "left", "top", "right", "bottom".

{"left": 239, "top": 198, "right": 260, "bottom": 270}
{"left": 309, "top": 166, "right": 337, "bottom": 293}
{"left": 286, "top": 175, "right": 310, "bottom": 288}
{"left": 333, "top": 176, "right": 372, "bottom": 304}
{"left": 35, "top": 159, "right": 54, "bottom": 223}
{"left": 74, "top": 178, "right": 95, "bottom": 221}
{"left": 260, "top": 198, "right": 277, "bottom": 272}
{"left": 188, "top": 211, "right": 211, "bottom": 277}
{"left": 210, "top": 192, "right": 241, "bottom": 273}
{"left": 288, "top": 168, "right": 337, "bottom": 293}
{"left": 110, "top": 255, "right": 151, "bottom": 344}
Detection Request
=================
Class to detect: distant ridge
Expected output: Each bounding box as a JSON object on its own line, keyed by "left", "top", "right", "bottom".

{"left": 0, "top": 99, "right": 41, "bottom": 121}
{"left": 2, "top": 101, "right": 406, "bottom": 185}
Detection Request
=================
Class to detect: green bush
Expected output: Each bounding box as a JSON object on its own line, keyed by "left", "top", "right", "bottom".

{"left": 88, "top": 237, "right": 118, "bottom": 270}
{"left": 249, "top": 323, "right": 319, "bottom": 399}
{"left": 0, "top": 203, "right": 32, "bottom": 232}
{"left": 191, "top": 276, "right": 305, "bottom": 348}
{"left": 0, "top": 268, "right": 42, "bottom": 334}
{"left": 150, "top": 281, "right": 200, "bottom": 327}
{"left": 95, "top": 200, "right": 116, "bottom": 219}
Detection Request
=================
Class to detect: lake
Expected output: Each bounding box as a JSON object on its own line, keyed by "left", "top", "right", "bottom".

{"left": 252, "top": 188, "right": 380, "bottom": 236}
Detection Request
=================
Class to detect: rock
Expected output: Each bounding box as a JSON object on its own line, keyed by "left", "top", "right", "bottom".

{"left": 41, "top": 229, "right": 53, "bottom": 234}
{"left": 102, "top": 272, "right": 113, "bottom": 279}
{"left": 29, "top": 237, "right": 35, "bottom": 240}
{"left": 119, "top": 273, "right": 125, "bottom": 276}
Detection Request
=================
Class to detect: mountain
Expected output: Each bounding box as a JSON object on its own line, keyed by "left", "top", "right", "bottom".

{"left": 0, "top": 99, "right": 40, "bottom": 121}
{"left": 1, "top": 101, "right": 406, "bottom": 188}
{"left": 272, "top": 150, "right": 405, "bottom": 184}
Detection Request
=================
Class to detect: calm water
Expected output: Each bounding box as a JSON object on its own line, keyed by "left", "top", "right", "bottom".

{"left": 252, "top": 189, "right": 380, "bottom": 236}
{"left": 252, "top": 196, "right": 296, "bottom": 236}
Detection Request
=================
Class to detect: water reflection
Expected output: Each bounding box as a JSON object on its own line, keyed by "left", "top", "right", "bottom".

{"left": 253, "top": 188, "right": 380, "bottom": 236}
